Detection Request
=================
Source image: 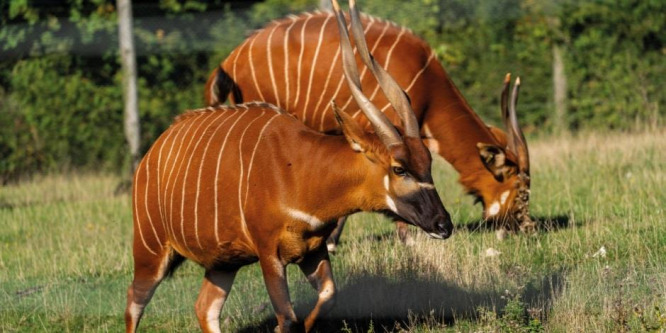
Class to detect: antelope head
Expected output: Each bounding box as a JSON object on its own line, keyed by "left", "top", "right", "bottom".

{"left": 333, "top": 0, "right": 453, "bottom": 239}
{"left": 476, "top": 74, "right": 534, "bottom": 234}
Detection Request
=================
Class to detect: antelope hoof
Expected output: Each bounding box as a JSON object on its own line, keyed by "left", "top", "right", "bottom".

{"left": 326, "top": 242, "right": 337, "bottom": 254}
{"left": 519, "top": 220, "right": 537, "bottom": 235}
{"left": 274, "top": 321, "right": 305, "bottom": 333}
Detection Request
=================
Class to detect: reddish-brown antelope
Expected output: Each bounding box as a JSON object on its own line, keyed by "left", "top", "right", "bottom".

{"left": 205, "top": 0, "right": 533, "bottom": 243}
{"left": 125, "top": 4, "right": 453, "bottom": 331}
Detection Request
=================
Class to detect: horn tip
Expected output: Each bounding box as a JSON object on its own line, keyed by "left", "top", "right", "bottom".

{"left": 350, "top": 0, "right": 356, "bottom": 7}
{"left": 504, "top": 73, "right": 511, "bottom": 83}
{"left": 331, "top": 0, "right": 340, "bottom": 11}
{"left": 515, "top": 77, "right": 521, "bottom": 86}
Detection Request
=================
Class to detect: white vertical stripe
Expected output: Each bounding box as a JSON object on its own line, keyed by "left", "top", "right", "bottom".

{"left": 367, "top": 26, "right": 407, "bottom": 102}
{"left": 236, "top": 111, "right": 267, "bottom": 246}
{"left": 266, "top": 24, "right": 281, "bottom": 108}
{"left": 380, "top": 50, "right": 435, "bottom": 113}
{"left": 244, "top": 114, "right": 281, "bottom": 209}
{"left": 142, "top": 144, "right": 163, "bottom": 249}
{"left": 340, "top": 20, "right": 380, "bottom": 113}
{"left": 169, "top": 114, "right": 207, "bottom": 255}
{"left": 313, "top": 44, "right": 341, "bottom": 131}
{"left": 248, "top": 36, "right": 266, "bottom": 102}
{"left": 293, "top": 15, "right": 314, "bottom": 109}
{"left": 133, "top": 158, "right": 158, "bottom": 255}
{"left": 283, "top": 17, "right": 298, "bottom": 111}
{"left": 194, "top": 111, "right": 236, "bottom": 246}
{"left": 161, "top": 121, "right": 191, "bottom": 241}
{"left": 178, "top": 111, "right": 225, "bottom": 249}
{"left": 231, "top": 37, "right": 252, "bottom": 96}
{"left": 302, "top": 15, "right": 333, "bottom": 123}
{"left": 214, "top": 109, "right": 250, "bottom": 243}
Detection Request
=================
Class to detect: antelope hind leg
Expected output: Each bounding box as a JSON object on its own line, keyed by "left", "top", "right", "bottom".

{"left": 195, "top": 268, "right": 238, "bottom": 333}
{"left": 125, "top": 249, "right": 172, "bottom": 333}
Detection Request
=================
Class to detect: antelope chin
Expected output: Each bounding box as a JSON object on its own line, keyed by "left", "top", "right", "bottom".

{"left": 428, "top": 232, "right": 444, "bottom": 239}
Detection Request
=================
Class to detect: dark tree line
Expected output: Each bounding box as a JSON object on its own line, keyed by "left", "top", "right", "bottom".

{"left": 0, "top": 0, "right": 664, "bottom": 182}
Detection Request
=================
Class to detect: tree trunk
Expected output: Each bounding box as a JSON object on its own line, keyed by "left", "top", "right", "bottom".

{"left": 320, "top": 0, "right": 332, "bottom": 11}
{"left": 118, "top": 0, "right": 140, "bottom": 177}
{"left": 552, "top": 43, "right": 567, "bottom": 134}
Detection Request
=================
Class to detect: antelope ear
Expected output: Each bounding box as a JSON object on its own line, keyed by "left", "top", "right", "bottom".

{"left": 333, "top": 102, "right": 368, "bottom": 153}
{"left": 476, "top": 142, "right": 517, "bottom": 182}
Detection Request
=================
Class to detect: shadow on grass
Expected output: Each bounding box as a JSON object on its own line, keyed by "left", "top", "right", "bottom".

{"left": 236, "top": 268, "right": 565, "bottom": 332}
{"left": 461, "top": 214, "right": 574, "bottom": 235}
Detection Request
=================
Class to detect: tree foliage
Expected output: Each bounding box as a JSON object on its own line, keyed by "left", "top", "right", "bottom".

{"left": 0, "top": 0, "right": 664, "bottom": 181}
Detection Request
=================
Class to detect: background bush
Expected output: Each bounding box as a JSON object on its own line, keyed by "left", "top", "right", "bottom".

{"left": 1, "top": 0, "right": 664, "bottom": 182}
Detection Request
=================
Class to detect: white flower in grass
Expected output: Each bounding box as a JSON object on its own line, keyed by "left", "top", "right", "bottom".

{"left": 483, "top": 248, "right": 501, "bottom": 258}
{"left": 592, "top": 246, "right": 607, "bottom": 258}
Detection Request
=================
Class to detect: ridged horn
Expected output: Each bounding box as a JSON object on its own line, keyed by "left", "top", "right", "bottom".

{"left": 332, "top": 0, "right": 403, "bottom": 148}
{"left": 507, "top": 77, "right": 529, "bottom": 173}
{"left": 347, "top": 0, "right": 420, "bottom": 138}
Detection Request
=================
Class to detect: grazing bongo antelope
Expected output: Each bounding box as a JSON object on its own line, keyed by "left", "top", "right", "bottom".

{"left": 205, "top": 0, "right": 534, "bottom": 243}
{"left": 125, "top": 4, "right": 453, "bottom": 331}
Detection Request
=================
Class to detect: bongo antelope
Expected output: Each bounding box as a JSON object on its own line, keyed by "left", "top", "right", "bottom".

{"left": 205, "top": 0, "right": 533, "bottom": 244}
{"left": 125, "top": 3, "right": 452, "bottom": 331}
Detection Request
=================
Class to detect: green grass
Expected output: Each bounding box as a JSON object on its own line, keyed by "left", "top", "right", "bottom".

{"left": 1, "top": 130, "right": 665, "bottom": 332}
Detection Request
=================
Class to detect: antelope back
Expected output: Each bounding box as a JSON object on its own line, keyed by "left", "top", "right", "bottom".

{"left": 206, "top": 11, "right": 434, "bottom": 134}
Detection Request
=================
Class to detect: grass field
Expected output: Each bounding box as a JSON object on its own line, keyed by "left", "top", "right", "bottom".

{"left": 1, "top": 130, "right": 665, "bottom": 332}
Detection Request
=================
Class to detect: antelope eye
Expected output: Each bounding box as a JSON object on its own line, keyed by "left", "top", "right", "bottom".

{"left": 392, "top": 166, "right": 407, "bottom": 176}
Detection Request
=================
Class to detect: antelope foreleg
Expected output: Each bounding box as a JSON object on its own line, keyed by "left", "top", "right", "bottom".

{"left": 395, "top": 221, "right": 415, "bottom": 246}
{"left": 298, "top": 248, "right": 336, "bottom": 332}
{"left": 259, "top": 256, "right": 303, "bottom": 333}
{"left": 195, "top": 269, "right": 238, "bottom": 333}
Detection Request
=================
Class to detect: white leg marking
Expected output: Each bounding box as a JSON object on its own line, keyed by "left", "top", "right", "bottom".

{"left": 283, "top": 17, "right": 298, "bottom": 111}
{"left": 487, "top": 201, "right": 500, "bottom": 217}
{"left": 243, "top": 114, "right": 282, "bottom": 209}
{"left": 128, "top": 302, "right": 145, "bottom": 327}
{"left": 248, "top": 36, "right": 266, "bottom": 102}
{"left": 205, "top": 297, "right": 224, "bottom": 333}
{"left": 266, "top": 24, "right": 281, "bottom": 108}
{"left": 500, "top": 190, "right": 510, "bottom": 205}
{"left": 293, "top": 15, "right": 315, "bottom": 109}
{"left": 284, "top": 207, "right": 324, "bottom": 229}
{"left": 195, "top": 111, "right": 235, "bottom": 245}
{"left": 214, "top": 110, "right": 251, "bottom": 243}
{"left": 302, "top": 15, "right": 333, "bottom": 123}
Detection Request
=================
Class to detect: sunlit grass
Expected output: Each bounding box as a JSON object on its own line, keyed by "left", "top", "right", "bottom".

{"left": 1, "top": 130, "right": 665, "bottom": 332}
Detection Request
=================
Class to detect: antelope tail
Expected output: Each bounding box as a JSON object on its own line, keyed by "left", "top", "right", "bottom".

{"left": 205, "top": 65, "right": 243, "bottom": 106}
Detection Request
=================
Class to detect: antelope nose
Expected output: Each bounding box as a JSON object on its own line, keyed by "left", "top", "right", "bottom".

{"left": 438, "top": 221, "right": 453, "bottom": 239}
